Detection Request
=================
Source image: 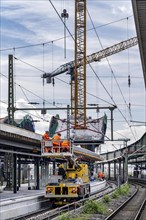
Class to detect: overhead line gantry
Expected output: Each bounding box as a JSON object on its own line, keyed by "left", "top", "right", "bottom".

{"left": 8, "top": 37, "right": 138, "bottom": 126}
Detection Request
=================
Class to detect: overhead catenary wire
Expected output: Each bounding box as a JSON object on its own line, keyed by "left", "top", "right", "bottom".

{"left": 1, "top": 69, "right": 112, "bottom": 113}
{"left": 10, "top": 56, "right": 115, "bottom": 106}
{"left": 48, "top": 0, "right": 134, "bottom": 114}
{"left": 47, "top": 1, "right": 137, "bottom": 138}
{"left": 0, "top": 16, "right": 133, "bottom": 52}
{"left": 3, "top": 2, "right": 136, "bottom": 115}
{"left": 87, "top": 9, "right": 134, "bottom": 118}
{"left": 86, "top": 8, "right": 137, "bottom": 141}
{"left": 18, "top": 86, "right": 44, "bottom": 120}
{"left": 0, "top": 72, "right": 52, "bottom": 105}
{"left": 0, "top": 1, "right": 141, "bottom": 141}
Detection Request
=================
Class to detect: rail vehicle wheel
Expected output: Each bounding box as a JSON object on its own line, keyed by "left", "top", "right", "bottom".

{"left": 50, "top": 199, "right": 57, "bottom": 208}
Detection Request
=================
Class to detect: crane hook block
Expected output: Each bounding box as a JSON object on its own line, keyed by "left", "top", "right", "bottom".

{"left": 46, "top": 74, "right": 52, "bottom": 84}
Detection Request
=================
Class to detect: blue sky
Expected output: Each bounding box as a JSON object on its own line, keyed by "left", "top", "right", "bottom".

{"left": 0, "top": 0, "right": 146, "bottom": 152}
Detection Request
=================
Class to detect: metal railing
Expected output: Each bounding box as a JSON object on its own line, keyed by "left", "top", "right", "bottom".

{"left": 41, "top": 139, "right": 73, "bottom": 156}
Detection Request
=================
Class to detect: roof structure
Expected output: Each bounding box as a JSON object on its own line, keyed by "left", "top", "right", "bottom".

{"left": 132, "top": 0, "right": 146, "bottom": 87}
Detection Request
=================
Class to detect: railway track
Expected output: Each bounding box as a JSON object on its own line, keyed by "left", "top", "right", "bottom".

{"left": 105, "top": 184, "right": 146, "bottom": 220}
{"left": 9, "top": 181, "right": 146, "bottom": 220}
{"left": 12, "top": 184, "right": 113, "bottom": 220}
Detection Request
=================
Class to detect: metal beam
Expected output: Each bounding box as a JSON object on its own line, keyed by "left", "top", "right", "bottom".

{"left": 42, "top": 37, "right": 138, "bottom": 79}
{"left": 14, "top": 106, "right": 116, "bottom": 111}
{"left": 0, "top": 149, "right": 41, "bottom": 157}
{"left": 74, "top": 0, "right": 86, "bottom": 127}
{"left": 8, "top": 54, "right": 14, "bottom": 125}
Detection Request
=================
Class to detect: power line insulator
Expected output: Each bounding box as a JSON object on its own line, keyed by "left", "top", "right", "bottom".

{"left": 41, "top": 109, "right": 46, "bottom": 115}
{"left": 128, "top": 75, "right": 131, "bottom": 87}
{"left": 28, "top": 102, "right": 39, "bottom": 105}
{"left": 61, "top": 9, "right": 69, "bottom": 19}
{"left": 52, "top": 78, "right": 55, "bottom": 87}
{"left": 129, "top": 102, "right": 131, "bottom": 111}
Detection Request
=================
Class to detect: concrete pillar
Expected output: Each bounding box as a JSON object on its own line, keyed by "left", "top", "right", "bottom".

{"left": 36, "top": 158, "right": 40, "bottom": 190}
{"left": 27, "top": 165, "right": 31, "bottom": 190}
{"left": 34, "top": 158, "right": 40, "bottom": 190}
{"left": 13, "top": 154, "right": 17, "bottom": 193}
{"left": 41, "top": 163, "right": 46, "bottom": 187}
{"left": 53, "top": 160, "right": 56, "bottom": 175}
{"left": 18, "top": 160, "right": 21, "bottom": 188}
{"left": 124, "top": 154, "right": 128, "bottom": 183}
{"left": 118, "top": 159, "right": 121, "bottom": 186}
{"left": 102, "top": 163, "right": 105, "bottom": 172}
{"left": 123, "top": 158, "right": 125, "bottom": 183}
{"left": 34, "top": 163, "right": 37, "bottom": 189}
{"left": 4, "top": 153, "right": 13, "bottom": 190}
{"left": 95, "top": 163, "right": 98, "bottom": 173}
{"left": 108, "top": 162, "right": 111, "bottom": 180}
{"left": 119, "top": 159, "right": 121, "bottom": 176}
{"left": 45, "top": 162, "right": 49, "bottom": 185}
{"left": 0, "top": 159, "right": 3, "bottom": 186}
{"left": 114, "top": 161, "right": 116, "bottom": 180}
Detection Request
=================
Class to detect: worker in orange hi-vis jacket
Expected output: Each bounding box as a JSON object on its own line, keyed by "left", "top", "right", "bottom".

{"left": 52, "top": 133, "right": 62, "bottom": 152}
{"left": 42, "top": 131, "right": 50, "bottom": 153}
{"left": 98, "top": 171, "right": 105, "bottom": 180}
{"left": 43, "top": 131, "right": 50, "bottom": 140}
{"left": 61, "top": 139, "right": 70, "bottom": 152}
{"left": 102, "top": 172, "right": 105, "bottom": 180}
{"left": 98, "top": 171, "right": 103, "bottom": 179}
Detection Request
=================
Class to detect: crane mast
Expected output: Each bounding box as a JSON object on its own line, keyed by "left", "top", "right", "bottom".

{"left": 74, "top": 0, "right": 86, "bottom": 129}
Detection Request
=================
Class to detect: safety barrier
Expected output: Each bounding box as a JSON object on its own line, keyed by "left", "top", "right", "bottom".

{"left": 41, "top": 139, "right": 73, "bottom": 157}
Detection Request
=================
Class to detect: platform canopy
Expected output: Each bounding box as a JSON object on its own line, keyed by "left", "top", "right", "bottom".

{"left": 132, "top": 0, "right": 146, "bottom": 87}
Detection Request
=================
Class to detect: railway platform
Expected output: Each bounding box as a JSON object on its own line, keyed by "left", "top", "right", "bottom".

{"left": 0, "top": 184, "right": 46, "bottom": 220}
{"left": 0, "top": 183, "right": 45, "bottom": 200}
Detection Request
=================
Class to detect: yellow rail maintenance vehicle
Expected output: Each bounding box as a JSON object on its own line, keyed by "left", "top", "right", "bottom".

{"left": 45, "top": 160, "right": 90, "bottom": 205}
{"left": 41, "top": 138, "right": 106, "bottom": 205}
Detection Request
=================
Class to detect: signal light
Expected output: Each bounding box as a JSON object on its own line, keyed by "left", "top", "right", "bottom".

{"left": 72, "top": 188, "right": 77, "bottom": 193}
{"left": 47, "top": 187, "right": 52, "bottom": 193}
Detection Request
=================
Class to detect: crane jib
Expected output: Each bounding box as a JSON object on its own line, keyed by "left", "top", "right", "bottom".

{"left": 42, "top": 37, "right": 138, "bottom": 79}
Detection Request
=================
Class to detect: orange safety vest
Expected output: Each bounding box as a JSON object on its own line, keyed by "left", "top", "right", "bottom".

{"left": 61, "top": 140, "right": 70, "bottom": 150}
{"left": 43, "top": 133, "right": 50, "bottom": 140}
{"left": 102, "top": 173, "right": 105, "bottom": 178}
{"left": 98, "top": 172, "right": 103, "bottom": 178}
{"left": 52, "top": 134, "right": 61, "bottom": 146}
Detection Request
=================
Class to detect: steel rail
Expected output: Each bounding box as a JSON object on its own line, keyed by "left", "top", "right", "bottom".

{"left": 134, "top": 197, "right": 146, "bottom": 220}
{"left": 13, "top": 184, "right": 112, "bottom": 220}
{"left": 105, "top": 184, "right": 146, "bottom": 220}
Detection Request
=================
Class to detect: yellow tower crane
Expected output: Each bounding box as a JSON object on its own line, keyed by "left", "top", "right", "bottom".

{"left": 42, "top": 0, "right": 138, "bottom": 133}
{"left": 74, "top": 0, "right": 87, "bottom": 129}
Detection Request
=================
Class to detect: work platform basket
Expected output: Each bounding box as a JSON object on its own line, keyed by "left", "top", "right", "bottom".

{"left": 41, "top": 139, "right": 73, "bottom": 158}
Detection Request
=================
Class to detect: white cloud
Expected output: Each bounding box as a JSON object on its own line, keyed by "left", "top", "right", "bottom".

{"left": 1, "top": 0, "right": 146, "bottom": 149}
